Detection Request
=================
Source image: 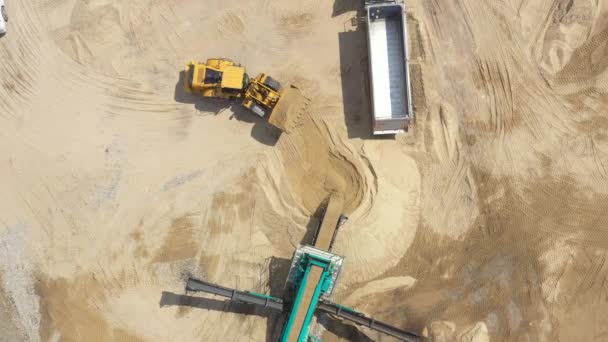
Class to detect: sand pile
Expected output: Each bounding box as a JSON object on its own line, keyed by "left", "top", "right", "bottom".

{"left": 335, "top": 1, "right": 608, "bottom": 341}
{"left": 259, "top": 106, "right": 421, "bottom": 288}
{"left": 272, "top": 111, "right": 368, "bottom": 215}
{"left": 2, "top": 0, "right": 608, "bottom": 341}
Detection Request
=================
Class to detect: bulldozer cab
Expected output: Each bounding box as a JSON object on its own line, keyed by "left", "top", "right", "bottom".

{"left": 203, "top": 68, "right": 221, "bottom": 85}
{"left": 184, "top": 59, "right": 246, "bottom": 99}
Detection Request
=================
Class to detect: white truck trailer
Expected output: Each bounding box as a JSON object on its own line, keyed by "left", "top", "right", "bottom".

{"left": 365, "top": 0, "right": 413, "bottom": 135}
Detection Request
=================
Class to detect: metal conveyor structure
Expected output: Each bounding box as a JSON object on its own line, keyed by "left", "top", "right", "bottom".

{"left": 185, "top": 278, "right": 419, "bottom": 342}
{"left": 186, "top": 278, "right": 284, "bottom": 311}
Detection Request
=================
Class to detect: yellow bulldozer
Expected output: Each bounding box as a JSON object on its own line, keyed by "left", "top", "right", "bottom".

{"left": 184, "top": 58, "right": 309, "bottom": 133}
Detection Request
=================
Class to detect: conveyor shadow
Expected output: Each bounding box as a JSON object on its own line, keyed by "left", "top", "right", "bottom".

{"left": 300, "top": 200, "right": 328, "bottom": 246}
{"left": 173, "top": 70, "right": 279, "bottom": 146}
{"left": 160, "top": 291, "right": 375, "bottom": 341}
{"left": 160, "top": 291, "right": 268, "bottom": 317}
{"left": 266, "top": 256, "right": 291, "bottom": 341}
{"left": 161, "top": 290, "right": 287, "bottom": 342}
{"left": 319, "top": 314, "right": 377, "bottom": 342}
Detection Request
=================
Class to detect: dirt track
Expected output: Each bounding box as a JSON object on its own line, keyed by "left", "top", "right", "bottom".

{"left": 1, "top": 0, "right": 608, "bottom": 341}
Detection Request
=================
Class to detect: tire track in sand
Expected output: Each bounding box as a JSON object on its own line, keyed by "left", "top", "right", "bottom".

{"left": 0, "top": 1, "right": 44, "bottom": 120}
{"left": 273, "top": 110, "right": 369, "bottom": 215}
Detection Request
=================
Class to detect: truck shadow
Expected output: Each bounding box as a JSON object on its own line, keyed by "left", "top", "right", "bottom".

{"left": 174, "top": 70, "right": 279, "bottom": 146}
{"left": 338, "top": 26, "right": 371, "bottom": 139}
{"left": 332, "top": 0, "right": 361, "bottom": 17}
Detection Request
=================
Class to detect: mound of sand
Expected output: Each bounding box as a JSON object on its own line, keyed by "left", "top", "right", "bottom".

{"left": 3, "top": 0, "right": 608, "bottom": 341}
{"left": 272, "top": 111, "right": 368, "bottom": 215}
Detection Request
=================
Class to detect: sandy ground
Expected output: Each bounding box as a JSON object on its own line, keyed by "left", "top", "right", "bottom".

{"left": 1, "top": 0, "right": 608, "bottom": 341}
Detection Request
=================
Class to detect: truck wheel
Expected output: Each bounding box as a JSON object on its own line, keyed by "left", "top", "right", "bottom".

{"left": 1, "top": 6, "right": 7, "bottom": 22}
{"left": 263, "top": 76, "right": 281, "bottom": 92}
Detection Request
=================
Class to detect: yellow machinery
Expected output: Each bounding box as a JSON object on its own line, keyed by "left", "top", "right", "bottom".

{"left": 242, "top": 73, "right": 282, "bottom": 117}
{"left": 183, "top": 58, "right": 309, "bottom": 133}
{"left": 184, "top": 58, "right": 248, "bottom": 100}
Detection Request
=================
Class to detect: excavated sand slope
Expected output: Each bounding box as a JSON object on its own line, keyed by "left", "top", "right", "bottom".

{"left": 1, "top": 0, "right": 608, "bottom": 341}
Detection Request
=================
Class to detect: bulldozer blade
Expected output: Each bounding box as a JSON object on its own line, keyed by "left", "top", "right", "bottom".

{"left": 267, "top": 86, "right": 310, "bottom": 133}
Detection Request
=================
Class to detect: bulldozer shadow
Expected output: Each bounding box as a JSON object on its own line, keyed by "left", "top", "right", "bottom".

{"left": 174, "top": 70, "right": 280, "bottom": 146}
